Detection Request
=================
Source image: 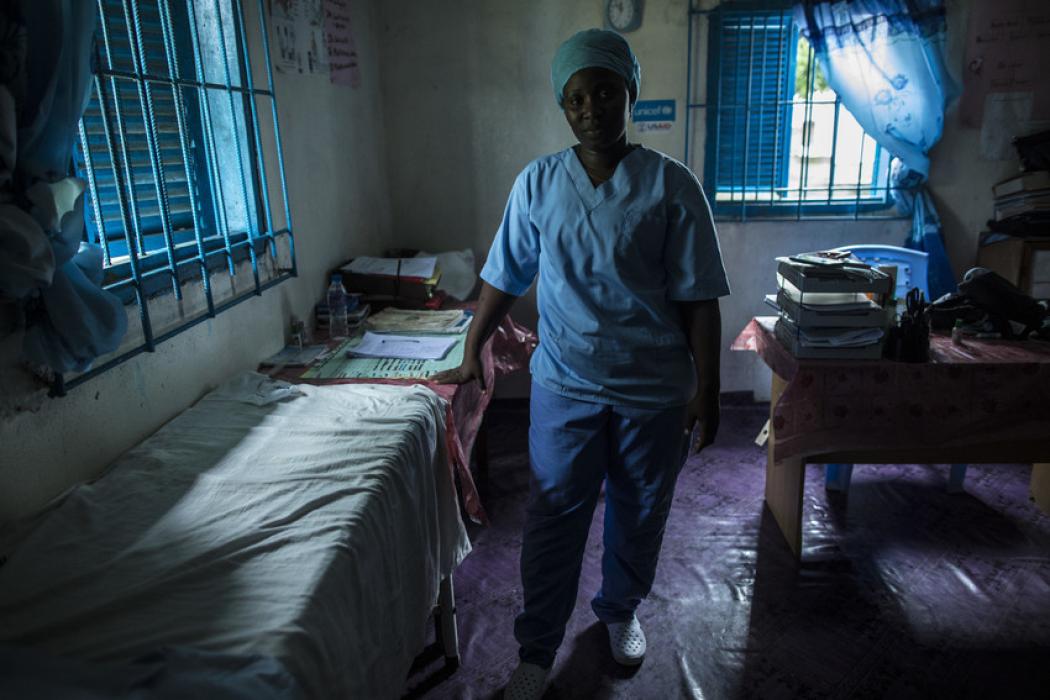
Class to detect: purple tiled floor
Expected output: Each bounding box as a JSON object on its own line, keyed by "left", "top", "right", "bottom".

{"left": 405, "top": 399, "right": 1050, "bottom": 699}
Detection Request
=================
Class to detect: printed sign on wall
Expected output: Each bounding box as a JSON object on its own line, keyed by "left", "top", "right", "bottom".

{"left": 269, "top": 0, "right": 328, "bottom": 75}
{"left": 324, "top": 0, "right": 361, "bottom": 88}
{"left": 633, "top": 99, "right": 676, "bottom": 134}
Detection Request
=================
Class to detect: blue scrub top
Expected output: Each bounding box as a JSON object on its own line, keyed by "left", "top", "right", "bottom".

{"left": 481, "top": 146, "right": 730, "bottom": 408}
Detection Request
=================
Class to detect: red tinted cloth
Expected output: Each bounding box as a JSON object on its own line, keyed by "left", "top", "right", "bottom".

{"left": 733, "top": 317, "right": 1050, "bottom": 462}
{"left": 271, "top": 315, "right": 536, "bottom": 524}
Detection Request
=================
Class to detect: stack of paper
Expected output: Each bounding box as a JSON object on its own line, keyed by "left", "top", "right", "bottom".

{"left": 771, "top": 252, "right": 893, "bottom": 359}
{"left": 344, "top": 256, "right": 437, "bottom": 279}
{"left": 366, "top": 308, "right": 470, "bottom": 334}
{"left": 776, "top": 256, "right": 893, "bottom": 293}
{"left": 797, "top": 326, "right": 884, "bottom": 348}
{"left": 774, "top": 317, "right": 886, "bottom": 359}
{"left": 766, "top": 281, "right": 887, "bottom": 328}
{"left": 340, "top": 257, "right": 442, "bottom": 302}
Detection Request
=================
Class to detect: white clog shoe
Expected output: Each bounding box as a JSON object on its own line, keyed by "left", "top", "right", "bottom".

{"left": 504, "top": 661, "right": 549, "bottom": 700}
{"left": 606, "top": 615, "right": 646, "bottom": 666}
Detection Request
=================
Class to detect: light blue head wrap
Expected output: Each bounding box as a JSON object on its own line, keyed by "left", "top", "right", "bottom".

{"left": 551, "top": 29, "right": 641, "bottom": 108}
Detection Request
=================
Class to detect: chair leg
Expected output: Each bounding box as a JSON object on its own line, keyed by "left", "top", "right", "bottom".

{"left": 1032, "top": 464, "right": 1050, "bottom": 513}
{"left": 947, "top": 463, "right": 968, "bottom": 493}
{"left": 437, "top": 575, "right": 459, "bottom": 669}
{"left": 825, "top": 463, "right": 854, "bottom": 492}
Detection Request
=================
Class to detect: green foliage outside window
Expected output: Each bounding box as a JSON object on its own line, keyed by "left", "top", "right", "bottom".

{"left": 794, "top": 36, "right": 829, "bottom": 97}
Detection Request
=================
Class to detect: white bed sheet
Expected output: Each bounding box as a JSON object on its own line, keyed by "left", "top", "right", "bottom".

{"left": 0, "top": 374, "right": 471, "bottom": 699}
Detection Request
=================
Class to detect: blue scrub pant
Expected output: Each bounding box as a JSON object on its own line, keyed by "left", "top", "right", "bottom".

{"left": 515, "top": 382, "right": 689, "bottom": 669}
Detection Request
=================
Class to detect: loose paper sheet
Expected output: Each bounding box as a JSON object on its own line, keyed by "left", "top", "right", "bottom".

{"left": 349, "top": 332, "right": 458, "bottom": 360}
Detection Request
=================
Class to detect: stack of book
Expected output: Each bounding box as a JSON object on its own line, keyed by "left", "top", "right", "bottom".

{"left": 315, "top": 295, "right": 370, "bottom": 334}
{"left": 769, "top": 252, "right": 894, "bottom": 359}
{"left": 259, "top": 344, "right": 332, "bottom": 368}
{"left": 339, "top": 256, "right": 442, "bottom": 304}
{"left": 993, "top": 171, "right": 1050, "bottom": 224}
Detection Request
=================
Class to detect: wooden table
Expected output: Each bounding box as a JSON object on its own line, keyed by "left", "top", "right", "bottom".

{"left": 734, "top": 317, "right": 1050, "bottom": 559}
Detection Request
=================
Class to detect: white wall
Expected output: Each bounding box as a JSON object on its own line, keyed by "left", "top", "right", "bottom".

{"left": 0, "top": 0, "right": 392, "bottom": 521}
{"left": 376, "top": 0, "right": 907, "bottom": 396}
{"left": 929, "top": 0, "right": 1023, "bottom": 278}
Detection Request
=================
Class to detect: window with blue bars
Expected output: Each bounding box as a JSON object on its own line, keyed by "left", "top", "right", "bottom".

{"left": 63, "top": 0, "right": 296, "bottom": 394}
{"left": 689, "top": 1, "right": 898, "bottom": 220}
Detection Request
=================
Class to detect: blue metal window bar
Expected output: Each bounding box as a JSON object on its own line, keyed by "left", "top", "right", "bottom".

{"left": 684, "top": 1, "right": 901, "bottom": 221}
{"left": 57, "top": 0, "right": 296, "bottom": 396}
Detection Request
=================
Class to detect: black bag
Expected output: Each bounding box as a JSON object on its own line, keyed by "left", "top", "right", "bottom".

{"left": 929, "top": 268, "right": 1047, "bottom": 339}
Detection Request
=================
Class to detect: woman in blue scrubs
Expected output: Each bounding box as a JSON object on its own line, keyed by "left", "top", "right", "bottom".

{"left": 434, "top": 28, "right": 729, "bottom": 700}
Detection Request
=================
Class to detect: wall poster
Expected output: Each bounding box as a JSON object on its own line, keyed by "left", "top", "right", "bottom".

{"left": 961, "top": 0, "right": 1050, "bottom": 128}
{"left": 268, "top": 0, "right": 329, "bottom": 75}
{"left": 323, "top": 0, "right": 362, "bottom": 88}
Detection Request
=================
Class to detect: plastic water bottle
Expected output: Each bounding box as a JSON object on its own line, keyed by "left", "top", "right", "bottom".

{"left": 327, "top": 274, "right": 349, "bottom": 339}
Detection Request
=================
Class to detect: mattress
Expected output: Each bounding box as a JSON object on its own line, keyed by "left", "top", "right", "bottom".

{"left": 0, "top": 374, "right": 472, "bottom": 699}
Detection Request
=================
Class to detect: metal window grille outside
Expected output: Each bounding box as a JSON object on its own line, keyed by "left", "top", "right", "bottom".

{"left": 685, "top": 1, "right": 902, "bottom": 222}
{"left": 61, "top": 0, "right": 296, "bottom": 395}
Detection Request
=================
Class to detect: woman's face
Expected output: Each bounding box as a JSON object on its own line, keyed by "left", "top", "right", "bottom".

{"left": 562, "top": 67, "right": 631, "bottom": 152}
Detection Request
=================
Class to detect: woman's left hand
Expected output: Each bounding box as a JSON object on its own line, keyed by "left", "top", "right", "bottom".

{"left": 683, "top": 389, "right": 720, "bottom": 454}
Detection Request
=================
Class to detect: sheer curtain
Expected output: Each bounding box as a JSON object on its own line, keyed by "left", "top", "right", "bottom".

{"left": 0, "top": 1, "right": 126, "bottom": 375}
{"left": 795, "top": 0, "right": 959, "bottom": 299}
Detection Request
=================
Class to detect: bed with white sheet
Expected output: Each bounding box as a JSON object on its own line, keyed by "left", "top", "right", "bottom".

{"left": 0, "top": 374, "right": 471, "bottom": 699}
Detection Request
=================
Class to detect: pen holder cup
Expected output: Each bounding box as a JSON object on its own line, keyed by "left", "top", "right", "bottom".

{"left": 888, "top": 312, "right": 930, "bottom": 363}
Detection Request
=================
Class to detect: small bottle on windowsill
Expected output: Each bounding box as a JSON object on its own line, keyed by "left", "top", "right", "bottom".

{"left": 951, "top": 319, "right": 965, "bottom": 346}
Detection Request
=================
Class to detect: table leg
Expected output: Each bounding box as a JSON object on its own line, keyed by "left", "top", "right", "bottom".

{"left": 436, "top": 575, "right": 460, "bottom": 669}
{"left": 765, "top": 372, "right": 805, "bottom": 560}
{"left": 1031, "top": 463, "right": 1050, "bottom": 513}
{"left": 947, "top": 463, "right": 968, "bottom": 493}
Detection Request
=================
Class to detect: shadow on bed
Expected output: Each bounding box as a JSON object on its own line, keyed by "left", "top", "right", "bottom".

{"left": 0, "top": 399, "right": 285, "bottom": 683}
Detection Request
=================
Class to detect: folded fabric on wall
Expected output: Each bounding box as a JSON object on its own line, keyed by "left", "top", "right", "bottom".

{"left": 415, "top": 248, "right": 477, "bottom": 301}
{"left": 0, "top": 1, "right": 126, "bottom": 375}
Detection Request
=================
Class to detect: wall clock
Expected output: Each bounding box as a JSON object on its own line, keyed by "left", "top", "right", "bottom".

{"left": 605, "top": 0, "right": 643, "bottom": 33}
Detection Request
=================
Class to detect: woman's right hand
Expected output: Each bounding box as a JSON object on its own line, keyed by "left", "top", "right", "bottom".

{"left": 430, "top": 282, "right": 517, "bottom": 392}
{"left": 431, "top": 353, "right": 487, "bottom": 391}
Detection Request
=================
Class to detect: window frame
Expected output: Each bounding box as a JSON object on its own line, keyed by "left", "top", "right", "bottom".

{"left": 58, "top": 0, "right": 296, "bottom": 395}
{"left": 689, "top": 0, "right": 902, "bottom": 222}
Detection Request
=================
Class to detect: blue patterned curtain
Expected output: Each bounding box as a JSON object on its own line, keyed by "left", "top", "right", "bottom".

{"left": 0, "top": 1, "right": 127, "bottom": 375}
{"left": 795, "top": 0, "right": 959, "bottom": 300}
